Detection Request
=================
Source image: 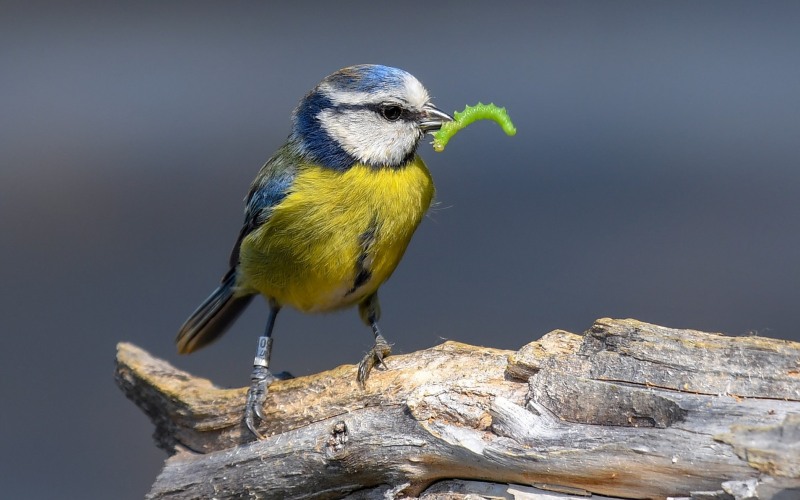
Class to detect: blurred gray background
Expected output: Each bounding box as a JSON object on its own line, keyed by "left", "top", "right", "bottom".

{"left": 2, "top": 1, "right": 799, "bottom": 498}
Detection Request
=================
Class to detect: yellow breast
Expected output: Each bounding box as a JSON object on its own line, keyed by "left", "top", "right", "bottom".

{"left": 237, "top": 155, "right": 434, "bottom": 312}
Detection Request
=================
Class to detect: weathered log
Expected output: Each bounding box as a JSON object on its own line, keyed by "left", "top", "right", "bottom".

{"left": 115, "top": 318, "right": 800, "bottom": 499}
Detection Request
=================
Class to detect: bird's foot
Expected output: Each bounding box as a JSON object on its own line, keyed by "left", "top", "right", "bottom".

{"left": 244, "top": 365, "right": 275, "bottom": 439}
{"left": 357, "top": 333, "right": 392, "bottom": 387}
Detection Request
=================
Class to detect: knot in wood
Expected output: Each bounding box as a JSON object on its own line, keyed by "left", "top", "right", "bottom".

{"left": 325, "top": 420, "right": 349, "bottom": 456}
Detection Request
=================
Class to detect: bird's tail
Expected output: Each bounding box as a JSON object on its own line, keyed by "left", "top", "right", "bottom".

{"left": 176, "top": 269, "right": 254, "bottom": 354}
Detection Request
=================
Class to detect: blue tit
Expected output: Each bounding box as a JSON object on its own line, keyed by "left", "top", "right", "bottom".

{"left": 175, "top": 64, "right": 452, "bottom": 438}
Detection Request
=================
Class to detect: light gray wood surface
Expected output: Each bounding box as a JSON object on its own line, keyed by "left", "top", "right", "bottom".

{"left": 115, "top": 318, "right": 800, "bottom": 499}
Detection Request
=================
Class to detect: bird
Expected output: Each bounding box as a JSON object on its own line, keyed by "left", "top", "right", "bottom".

{"left": 175, "top": 64, "right": 453, "bottom": 439}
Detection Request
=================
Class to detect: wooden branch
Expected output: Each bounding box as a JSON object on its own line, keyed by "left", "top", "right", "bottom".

{"left": 115, "top": 318, "right": 800, "bottom": 499}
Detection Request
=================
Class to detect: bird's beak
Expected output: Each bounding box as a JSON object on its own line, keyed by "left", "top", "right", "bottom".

{"left": 419, "top": 103, "right": 453, "bottom": 133}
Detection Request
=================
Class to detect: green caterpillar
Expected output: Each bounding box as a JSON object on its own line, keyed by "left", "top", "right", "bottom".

{"left": 432, "top": 102, "right": 517, "bottom": 152}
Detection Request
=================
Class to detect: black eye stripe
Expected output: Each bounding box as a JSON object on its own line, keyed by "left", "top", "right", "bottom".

{"left": 332, "top": 103, "right": 415, "bottom": 122}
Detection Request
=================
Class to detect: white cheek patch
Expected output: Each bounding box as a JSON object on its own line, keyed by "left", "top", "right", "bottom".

{"left": 318, "top": 109, "right": 420, "bottom": 166}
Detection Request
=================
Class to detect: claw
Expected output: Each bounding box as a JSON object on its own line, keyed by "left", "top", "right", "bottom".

{"left": 254, "top": 400, "right": 266, "bottom": 421}
{"left": 357, "top": 334, "right": 392, "bottom": 387}
{"left": 244, "top": 365, "right": 274, "bottom": 440}
{"left": 245, "top": 406, "right": 265, "bottom": 440}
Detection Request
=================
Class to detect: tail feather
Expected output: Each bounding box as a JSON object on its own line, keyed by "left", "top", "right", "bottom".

{"left": 176, "top": 269, "right": 254, "bottom": 354}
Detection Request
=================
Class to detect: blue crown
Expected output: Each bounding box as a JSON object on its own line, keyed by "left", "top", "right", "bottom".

{"left": 326, "top": 64, "right": 408, "bottom": 93}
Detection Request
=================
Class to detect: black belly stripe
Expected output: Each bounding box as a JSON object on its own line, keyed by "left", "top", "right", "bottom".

{"left": 346, "top": 221, "right": 377, "bottom": 295}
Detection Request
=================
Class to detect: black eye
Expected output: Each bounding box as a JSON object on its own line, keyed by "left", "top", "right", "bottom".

{"left": 380, "top": 104, "right": 403, "bottom": 121}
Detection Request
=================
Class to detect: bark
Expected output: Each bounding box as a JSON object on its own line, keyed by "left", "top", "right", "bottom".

{"left": 115, "top": 318, "right": 800, "bottom": 499}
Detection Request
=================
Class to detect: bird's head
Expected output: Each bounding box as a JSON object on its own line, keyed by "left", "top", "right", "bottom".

{"left": 291, "top": 64, "right": 452, "bottom": 170}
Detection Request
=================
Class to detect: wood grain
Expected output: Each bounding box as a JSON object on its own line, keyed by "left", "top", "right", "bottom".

{"left": 115, "top": 318, "right": 800, "bottom": 499}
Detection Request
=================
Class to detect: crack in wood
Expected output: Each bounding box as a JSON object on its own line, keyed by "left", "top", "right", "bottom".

{"left": 116, "top": 318, "right": 800, "bottom": 499}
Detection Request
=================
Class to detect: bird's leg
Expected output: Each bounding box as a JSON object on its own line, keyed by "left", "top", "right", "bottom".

{"left": 357, "top": 293, "right": 392, "bottom": 386}
{"left": 244, "top": 301, "right": 280, "bottom": 439}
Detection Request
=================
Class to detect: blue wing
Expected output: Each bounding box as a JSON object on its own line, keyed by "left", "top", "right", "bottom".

{"left": 176, "top": 142, "right": 300, "bottom": 354}
{"left": 228, "top": 143, "right": 299, "bottom": 268}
